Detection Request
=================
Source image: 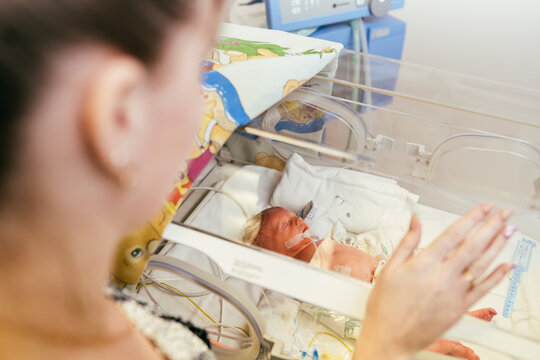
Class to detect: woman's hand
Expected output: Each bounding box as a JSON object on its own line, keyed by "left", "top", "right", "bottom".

{"left": 354, "top": 204, "right": 515, "bottom": 360}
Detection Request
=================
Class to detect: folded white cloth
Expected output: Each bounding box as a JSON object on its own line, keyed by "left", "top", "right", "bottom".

{"left": 272, "top": 154, "right": 419, "bottom": 236}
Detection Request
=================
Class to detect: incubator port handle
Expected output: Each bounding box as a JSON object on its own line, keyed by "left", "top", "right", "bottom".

{"left": 405, "top": 142, "right": 430, "bottom": 163}
{"left": 375, "top": 135, "right": 395, "bottom": 152}
{"left": 534, "top": 177, "right": 540, "bottom": 200}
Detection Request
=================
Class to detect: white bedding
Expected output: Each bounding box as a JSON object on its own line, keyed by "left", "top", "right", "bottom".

{"left": 176, "top": 158, "right": 539, "bottom": 359}
{"left": 186, "top": 164, "right": 282, "bottom": 241}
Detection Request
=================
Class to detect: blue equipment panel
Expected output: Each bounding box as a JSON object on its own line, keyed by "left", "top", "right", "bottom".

{"left": 265, "top": 0, "right": 405, "bottom": 32}
{"left": 310, "top": 16, "right": 406, "bottom": 107}
{"left": 309, "top": 15, "right": 405, "bottom": 57}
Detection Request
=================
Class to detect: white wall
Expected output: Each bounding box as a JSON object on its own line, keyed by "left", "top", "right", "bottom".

{"left": 393, "top": 0, "right": 540, "bottom": 91}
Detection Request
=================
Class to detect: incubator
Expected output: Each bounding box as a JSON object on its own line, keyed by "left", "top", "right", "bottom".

{"left": 136, "top": 50, "right": 540, "bottom": 360}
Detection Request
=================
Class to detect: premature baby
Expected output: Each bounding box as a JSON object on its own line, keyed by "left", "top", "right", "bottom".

{"left": 243, "top": 206, "right": 497, "bottom": 360}
{"left": 244, "top": 206, "right": 387, "bottom": 282}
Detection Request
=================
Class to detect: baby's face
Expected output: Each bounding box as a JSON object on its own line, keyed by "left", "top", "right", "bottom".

{"left": 256, "top": 207, "right": 312, "bottom": 257}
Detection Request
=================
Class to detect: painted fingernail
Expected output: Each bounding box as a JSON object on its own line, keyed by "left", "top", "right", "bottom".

{"left": 500, "top": 209, "right": 514, "bottom": 221}
{"left": 503, "top": 225, "right": 517, "bottom": 238}
{"left": 511, "top": 263, "right": 517, "bottom": 270}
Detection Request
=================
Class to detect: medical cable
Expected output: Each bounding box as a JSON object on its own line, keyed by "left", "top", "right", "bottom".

{"left": 350, "top": 17, "right": 373, "bottom": 134}
{"left": 205, "top": 331, "right": 251, "bottom": 346}
{"left": 141, "top": 278, "right": 253, "bottom": 347}
{"left": 349, "top": 18, "right": 361, "bottom": 116}
{"left": 139, "top": 277, "right": 251, "bottom": 338}
{"left": 188, "top": 186, "right": 249, "bottom": 219}
{"left": 205, "top": 323, "right": 252, "bottom": 345}
{"left": 141, "top": 281, "right": 168, "bottom": 313}
{"left": 307, "top": 331, "right": 354, "bottom": 353}
{"left": 205, "top": 329, "right": 250, "bottom": 345}
{"left": 141, "top": 274, "right": 211, "bottom": 298}
{"left": 138, "top": 279, "right": 218, "bottom": 325}
{"left": 142, "top": 243, "right": 233, "bottom": 333}
{"left": 511, "top": 309, "right": 540, "bottom": 326}
{"left": 140, "top": 278, "right": 253, "bottom": 349}
{"left": 156, "top": 241, "right": 233, "bottom": 284}
{"left": 217, "top": 296, "right": 224, "bottom": 342}
{"left": 205, "top": 323, "right": 249, "bottom": 337}
{"left": 148, "top": 256, "right": 266, "bottom": 360}
{"left": 509, "top": 272, "right": 540, "bottom": 334}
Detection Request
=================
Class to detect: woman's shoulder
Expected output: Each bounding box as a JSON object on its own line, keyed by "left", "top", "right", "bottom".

{"left": 106, "top": 286, "right": 216, "bottom": 360}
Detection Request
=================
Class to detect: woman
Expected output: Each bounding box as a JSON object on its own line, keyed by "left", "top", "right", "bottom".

{"left": 0, "top": 1, "right": 514, "bottom": 359}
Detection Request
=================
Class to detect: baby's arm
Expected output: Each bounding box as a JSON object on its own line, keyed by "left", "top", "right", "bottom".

{"left": 424, "top": 308, "right": 496, "bottom": 359}
{"left": 425, "top": 339, "right": 479, "bottom": 360}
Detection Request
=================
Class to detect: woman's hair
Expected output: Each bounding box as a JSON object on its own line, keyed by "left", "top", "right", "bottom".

{"left": 0, "top": 0, "right": 194, "bottom": 198}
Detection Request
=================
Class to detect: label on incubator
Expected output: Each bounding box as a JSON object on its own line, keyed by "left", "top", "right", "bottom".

{"left": 502, "top": 237, "right": 536, "bottom": 318}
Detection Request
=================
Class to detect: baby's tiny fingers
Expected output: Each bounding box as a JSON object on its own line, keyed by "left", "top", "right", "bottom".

{"left": 468, "top": 308, "right": 497, "bottom": 321}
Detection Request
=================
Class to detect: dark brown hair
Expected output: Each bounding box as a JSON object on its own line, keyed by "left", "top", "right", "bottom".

{"left": 0, "top": 0, "right": 193, "bottom": 196}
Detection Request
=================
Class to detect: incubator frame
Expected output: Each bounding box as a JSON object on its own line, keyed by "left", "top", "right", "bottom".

{"left": 142, "top": 50, "right": 540, "bottom": 359}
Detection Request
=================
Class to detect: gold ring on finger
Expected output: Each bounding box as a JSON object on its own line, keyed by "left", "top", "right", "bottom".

{"left": 463, "top": 269, "right": 475, "bottom": 285}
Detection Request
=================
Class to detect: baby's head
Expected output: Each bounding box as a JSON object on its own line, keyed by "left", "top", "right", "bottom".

{"left": 243, "top": 206, "right": 312, "bottom": 258}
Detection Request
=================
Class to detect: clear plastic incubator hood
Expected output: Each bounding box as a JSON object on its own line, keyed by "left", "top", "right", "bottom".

{"left": 138, "top": 50, "right": 540, "bottom": 360}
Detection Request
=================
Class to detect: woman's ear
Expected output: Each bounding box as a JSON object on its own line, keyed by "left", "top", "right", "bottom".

{"left": 81, "top": 56, "right": 146, "bottom": 188}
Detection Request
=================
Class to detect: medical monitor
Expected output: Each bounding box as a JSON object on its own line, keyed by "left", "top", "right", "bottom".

{"left": 265, "top": 0, "right": 405, "bottom": 31}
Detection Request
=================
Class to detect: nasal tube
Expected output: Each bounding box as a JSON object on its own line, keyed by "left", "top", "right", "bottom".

{"left": 372, "top": 260, "right": 387, "bottom": 283}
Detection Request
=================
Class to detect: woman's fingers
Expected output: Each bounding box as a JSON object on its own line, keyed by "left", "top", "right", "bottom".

{"left": 465, "top": 263, "right": 514, "bottom": 307}
{"left": 386, "top": 214, "right": 422, "bottom": 269}
{"left": 466, "top": 224, "right": 515, "bottom": 280}
{"left": 450, "top": 209, "right": 513, "bottom": 272}
{"left": 424, "top": 204, "right": 493, "bottom": 262}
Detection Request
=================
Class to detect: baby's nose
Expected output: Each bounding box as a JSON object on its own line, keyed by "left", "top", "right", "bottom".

{"left": 295, "top": 216, "right": 303, "bottom": 226}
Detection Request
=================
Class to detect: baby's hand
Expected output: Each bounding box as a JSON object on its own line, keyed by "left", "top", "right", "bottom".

{"left": 468, "top": 307, "right": 497, "bottom": 321}
{"left": 425, "top": 339, "right": 480, "bottom": 360}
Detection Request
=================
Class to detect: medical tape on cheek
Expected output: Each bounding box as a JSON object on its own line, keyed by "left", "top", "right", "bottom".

{"left": 284, "top": 230, "right": 313, "bottom": 249}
